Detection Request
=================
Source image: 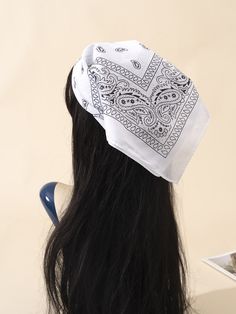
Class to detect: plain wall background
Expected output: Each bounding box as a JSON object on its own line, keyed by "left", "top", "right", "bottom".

{"left": 0, "top": 0, "right": 236, "bottom": 313}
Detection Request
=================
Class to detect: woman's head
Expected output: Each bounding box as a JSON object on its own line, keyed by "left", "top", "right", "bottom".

{"left": 43, "top": 66, "right": 194, "bottom": 314}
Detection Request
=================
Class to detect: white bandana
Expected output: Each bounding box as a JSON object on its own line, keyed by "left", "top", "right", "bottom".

{"left": 71, "top": 39, "right": 210, "bottom": 183}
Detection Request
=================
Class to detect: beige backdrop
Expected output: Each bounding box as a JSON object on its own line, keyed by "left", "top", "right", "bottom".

{"left": 1, "top": 0, "right": 236, "bottom": 313}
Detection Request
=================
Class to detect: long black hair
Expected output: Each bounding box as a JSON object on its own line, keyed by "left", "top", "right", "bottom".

{"left": 43, "top": 65, "right": 195, "bottom": 314}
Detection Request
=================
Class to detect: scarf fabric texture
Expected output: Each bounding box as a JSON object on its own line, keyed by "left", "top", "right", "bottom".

{"left": 71, "top": 39, "right": 210, "bottom": 183}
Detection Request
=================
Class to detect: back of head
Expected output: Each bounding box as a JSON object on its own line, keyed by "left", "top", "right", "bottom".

{"left": 43, "top": 67, "right": 193, "bottom": 314}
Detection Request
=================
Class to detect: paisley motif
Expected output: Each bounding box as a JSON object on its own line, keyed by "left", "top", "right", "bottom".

{"left": 96, "top": 46, "right": 106, "bottom": 53}
{"left": 160, "top": 61, "right": 191, "bottom": 93}
{"left": 115, "top": 47, "right": 128, "bottom": 52}
{"left": 81, "top": 98, "right": 89, "bottom": 109}
{"left": 130, "top": 59, "right": 141, "bottom": 70}
{"left": 151, "top": 88, "right": 183, "bottom": 124}
{"left": 115, "top": 88, "right": 156, "bottom": 127}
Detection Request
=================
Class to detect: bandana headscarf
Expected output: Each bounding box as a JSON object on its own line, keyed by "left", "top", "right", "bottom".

{"left": 71, "top": 39, "right": 210, "bottom": 183}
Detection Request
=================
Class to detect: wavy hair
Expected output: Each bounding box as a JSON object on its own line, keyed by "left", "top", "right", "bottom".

{"left": 43, "top": 66, "right": 195, "bottom": 314}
